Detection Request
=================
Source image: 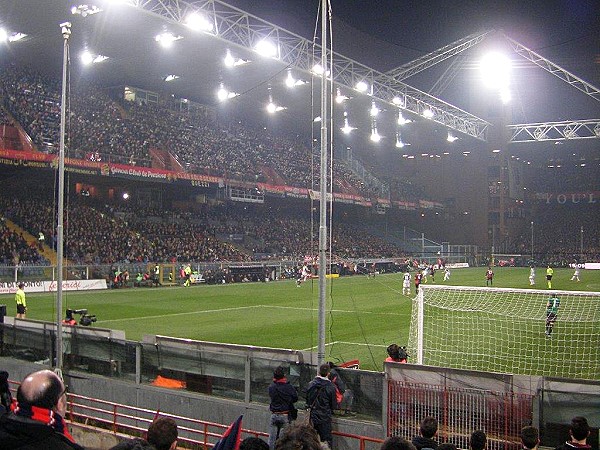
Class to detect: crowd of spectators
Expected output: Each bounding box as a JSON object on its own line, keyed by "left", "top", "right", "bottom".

{"left": 0, "top": 63, "right": 396, "bottom": 199}
{"left": 0, "top": 219, "right": 46, "bottom": 265}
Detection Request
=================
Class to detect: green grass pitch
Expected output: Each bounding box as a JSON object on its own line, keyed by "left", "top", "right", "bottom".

{"left": 10, "top": 266, "right": 600, "bottom": 374}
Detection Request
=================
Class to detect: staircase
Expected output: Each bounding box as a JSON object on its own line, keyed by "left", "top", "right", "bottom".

{"left": 149, "top": 147, "right": 186, "bottom": 172}
{"left": 4, "top": 219, "right": 63, "bottom": 266}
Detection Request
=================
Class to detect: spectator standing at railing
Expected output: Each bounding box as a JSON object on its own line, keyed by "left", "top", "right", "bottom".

{"left": 521, "top": 426, "right": 540, "bottom": 450}
{"left": 0, "top": 369, "right": 84, "bottom": 449}
{"left": 411, "top": 416, "right": 439, "bottom": 450}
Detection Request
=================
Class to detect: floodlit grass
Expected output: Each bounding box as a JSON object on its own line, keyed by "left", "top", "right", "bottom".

{"left": 13, "top": 267, "right": 600, "bottom": 374}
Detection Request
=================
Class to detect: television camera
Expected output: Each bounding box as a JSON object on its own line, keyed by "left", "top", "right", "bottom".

{"left": 65, "top": 308, "right": 97, "bottom": 326}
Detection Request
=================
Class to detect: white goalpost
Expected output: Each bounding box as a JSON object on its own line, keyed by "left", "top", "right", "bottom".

{"left": 408, "top": 285, "right": 600, "bottom": 380}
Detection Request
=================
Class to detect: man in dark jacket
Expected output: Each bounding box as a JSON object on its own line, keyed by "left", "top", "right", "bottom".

{"left": 0, "top": 369, "right": 84, "bottom": 449}
{"left": 268, "top": 366, "right": 298, "bottom": 450}
{"left": 110, "top": 417, "right": 178, "bottom": 450}
{"left": 327, "top": 362, "right": 354, "bottom": 416}
{"left": 306, "top": 363, "right": 337, "bottom": 449}
{"left": 412, "top": 416, "right": 439, "bottom": 450}
{"left": 554, "top": 416, "right": 591, "bottom": 450}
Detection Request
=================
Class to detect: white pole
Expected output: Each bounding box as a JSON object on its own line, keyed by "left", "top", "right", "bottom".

{"left": 417, "top": 287, "right": 424, "bottom": 365}
{"left": 56, "top": 21, "right": 71, "bottom": 372}
{"left": 317, "top": 0, "right": 328, "bottom": 368}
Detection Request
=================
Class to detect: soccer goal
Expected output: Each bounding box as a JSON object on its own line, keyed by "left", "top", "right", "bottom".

{"left": 407, "top": 285, "right": 600, "bottom": 380}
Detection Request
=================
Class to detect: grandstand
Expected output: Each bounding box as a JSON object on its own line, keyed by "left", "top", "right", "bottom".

{"left": 0, "top": 0, "right": 598, "bottom": 449}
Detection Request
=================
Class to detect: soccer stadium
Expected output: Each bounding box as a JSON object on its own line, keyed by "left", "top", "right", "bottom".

{"left": 0, "top": 0, "right": 598, "bottom": 449}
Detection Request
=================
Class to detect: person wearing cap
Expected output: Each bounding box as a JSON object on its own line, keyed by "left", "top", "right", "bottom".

{"left": 15, "top": 282, "right": 27, "bottom": 319}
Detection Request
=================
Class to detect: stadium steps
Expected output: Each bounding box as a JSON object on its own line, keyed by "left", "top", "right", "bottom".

{"left": 4, "top": 218, "right": 65, "bottom": 266}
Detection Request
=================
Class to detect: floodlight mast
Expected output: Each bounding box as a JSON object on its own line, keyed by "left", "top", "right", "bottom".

{"left": 317, "top": 0, "right": 328, "bottom": 369}
{"left": 56, "top": 21, "right": 71, "bottom": 374}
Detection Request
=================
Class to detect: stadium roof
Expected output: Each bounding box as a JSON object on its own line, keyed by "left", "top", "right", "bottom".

{"left": 0, "top": 0, "right": 598, "bottom": 166}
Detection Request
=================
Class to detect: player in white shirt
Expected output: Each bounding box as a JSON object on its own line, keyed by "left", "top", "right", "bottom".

{"left": 570, "top": 267, "right": 581, "bottom": 282}
{"left": 443, "top": 267, "right": 451, "bottom": 281}
{"left": 529, "top": 266, "right": 536, "bottom": 285}
{"left": 402, "top": 272, "right": 411, "bottom": 296}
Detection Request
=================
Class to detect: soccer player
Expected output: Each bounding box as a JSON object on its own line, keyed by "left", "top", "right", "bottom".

{"left": 443, "top": 267, "right": 451, "bottom": 281}
{"left": 529, "top": 266, "right": 536, "bottom": 286}
{"left": 545, "top": 293, "right": 560, "bottom": 338}
{"left": 402, "top": 272, "right": 411, "bottom": 296}
{"left": 414, "top": 272, "right": 423, "bottom": 294}
{"left": 546, "top": 265, "right": 554, "bottom": 289}
{"left": 570, "top": 266, "right": 581, "bottom": 282}
{"left": 485, "top": 267, "right": 494, "bottom": 286}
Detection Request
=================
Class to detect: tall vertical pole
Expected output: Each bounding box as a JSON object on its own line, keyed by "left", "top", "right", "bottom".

{"left": 580, "top": 226, "right": 583, "bottom": 260}
{"left": 317, "top": 0, "right": 328, "bottom": 368}
{"left": 531, "top": 221, "right": 534, "bottom": 262}
{"left": 56, "top": 22, "right": 71, "bottom": 373}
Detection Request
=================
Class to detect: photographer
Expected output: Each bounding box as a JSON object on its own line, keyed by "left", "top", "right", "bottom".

{"left": 386, "top": 344, "right": 408, "bottom": 364}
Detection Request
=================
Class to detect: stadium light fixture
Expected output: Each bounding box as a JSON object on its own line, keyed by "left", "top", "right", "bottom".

{"left": 217, "top": 84, "right": 238, "bottom": 101}
{"left": 335, "top": 88, "right": 349, "bottom": 104}
{"left": 266, "top": 93, "right": 285, "bottom": 114}
{"left": 422, "top": 108, "right": 434, "bottom": 119}
{"left": 155, "top": 32, "right": 182, "bottom": 48}
{"left": 224, "top": 50, "right": 249, "bottom": 67}
{"left": 392, "top": 96, "right": 403, "bottom": 106}
{"left": 255, "top": 39, "right": 278, "bottom": 58}
{"left": 480, "top": 52, "right": 511, "bottom": 89}
{"left": 285, "top": 70, "right": 307, "bottom": 87}
{"left": 184, "top": 12, "right": 214, "bottom": 33}
{"left": 311, "top": 64, "right": 330, "bottom": 76}
{"left": 370, "top": 120, "right": 381, "bottom": 142}
{"left": 80, "top": 50, "right": 108, "bottom": 65}
{"left": 397, "top": 112, "right": 412, "bottom": 125}
{"left": 356, "top": 80, "right": 369, "bottom": 92}
{"left": 370, "top": 101, "right": 380, "bottom": 117}
{"left": 71, "top": 4, "right": 102, "bottom": 17}
{"left": 447, "top": 133, "right": 458, "bottom": 143}
{"left": 0, "top": 28, "right": 27, "bottom": 43}
{"left": 164, "top": 74, "right": 180, "bottom": 82}
{"left": 340, "top": 111, "right": 355, "bottom": 134}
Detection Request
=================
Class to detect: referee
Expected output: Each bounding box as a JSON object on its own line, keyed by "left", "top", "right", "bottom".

{"left": 15, "top": 282, "right": 26, "bottom": 319}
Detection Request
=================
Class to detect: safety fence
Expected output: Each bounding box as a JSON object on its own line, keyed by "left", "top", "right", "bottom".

{"left": 388, "top": 381, "right": 533, "bottom": 450}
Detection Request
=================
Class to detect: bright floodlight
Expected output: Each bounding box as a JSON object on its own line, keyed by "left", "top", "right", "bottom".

{"left": 71, "top": 4, "right": 102, "bottom": 17}
{"left": 370, "top": 102, "right": 379, "bottom": 117}
{"left": 370, "top": 130, "right": 381, "bottom": 142}
{"left": 155, "top": 32, "right": 182, "bottom": 48}
{"left": 311, "top": 64, "right": 330, "bottom": 76}
{"left": 340, "top": 112, "right": 355, "bottom": 134}
{"left": 0, "top": 29, "right": 8, "bottom": 42}
{"left": 447, "top": 133, "right": 458, "bottom": 143}
{"left": 480, "top": 52, "right": 511, "bottom": 88}
{"left": 335, "top": 89, "right": 348, "bottom": 104}
{"left": 397, "top": 112, "right": 412, "bottom": 125}
{"left": 80, "top": 50, "right": 94, "bottom": 65}
{"left": 122, "top": 192, "right": 130, "bottom": 200}
{"left": 164, "top": 75, "right": 180, "bottom": 82}
{"left": 392, "top": 96, "right": 403, "bottom": 106}
{"left": 422, "top": 108, "right": 434, "bottom": 119}
{"left": 255, "top": 39, "right": 277, "bottom": 58}
{"left": 267, "top": 101, "right": 285, "bottom": 114}
{"left": 285, "top": 71, "right": 306, "bottom": 88}
{"left": 356, "top": 80, "right": 369, "bottom": 92}
{"left": 224, "top": 50, "right": 249, "bottom": 67}
{"left": 499, "top": 88, "right": 511, "bottom": 104}
{"left": 217, "top": 87, "right": 228, "bottom": 101}
{"left": 185, "top": 12, "right": 213, "bottom": 32}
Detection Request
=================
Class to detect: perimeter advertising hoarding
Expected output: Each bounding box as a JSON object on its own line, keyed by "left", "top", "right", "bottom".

{"left": 0, "top": 279, "right": 108, "bottom": 294}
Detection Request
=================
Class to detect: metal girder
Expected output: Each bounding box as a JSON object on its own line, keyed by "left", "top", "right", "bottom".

{"left": 100, "top": 0, "right": 491, "bottom": 140}
{"left": 508, "top": 120, "right": 600, "bottom": 143}
{"left": 504, "top": 34, "right": 600, "bottom": 103}
{"left": 429, "top": 52, "right": 468, "bottom": 97}
{"left": 382, "top": 30, "right": 494, "bottom": 81}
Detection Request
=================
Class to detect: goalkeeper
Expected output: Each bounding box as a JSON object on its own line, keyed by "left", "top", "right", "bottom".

{"left": 545, "top": 293, "right": 560, "bottom": 338}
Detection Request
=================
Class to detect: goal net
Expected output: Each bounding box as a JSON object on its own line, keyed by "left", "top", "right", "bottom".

{"left": 408, "top": 285, "right": 600, "bottom": 380}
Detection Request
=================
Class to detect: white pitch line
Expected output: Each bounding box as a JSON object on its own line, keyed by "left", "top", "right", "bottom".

{"left": 301, "top": 341, "right": 340, "bottom": 351}
{"left": 99, "top": 303, "right": 406, "bottom": 325}
{"left": 99, "top": 305, "right": 256, "bottom": 324}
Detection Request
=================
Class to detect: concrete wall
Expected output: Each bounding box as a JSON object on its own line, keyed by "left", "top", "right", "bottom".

{"left": 0, "top": 357, "right": 384, "bottom": 450}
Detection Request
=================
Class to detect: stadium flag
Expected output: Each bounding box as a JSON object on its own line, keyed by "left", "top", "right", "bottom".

{"left": 213, "top": 415, "right": 243, "bottom": 450}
